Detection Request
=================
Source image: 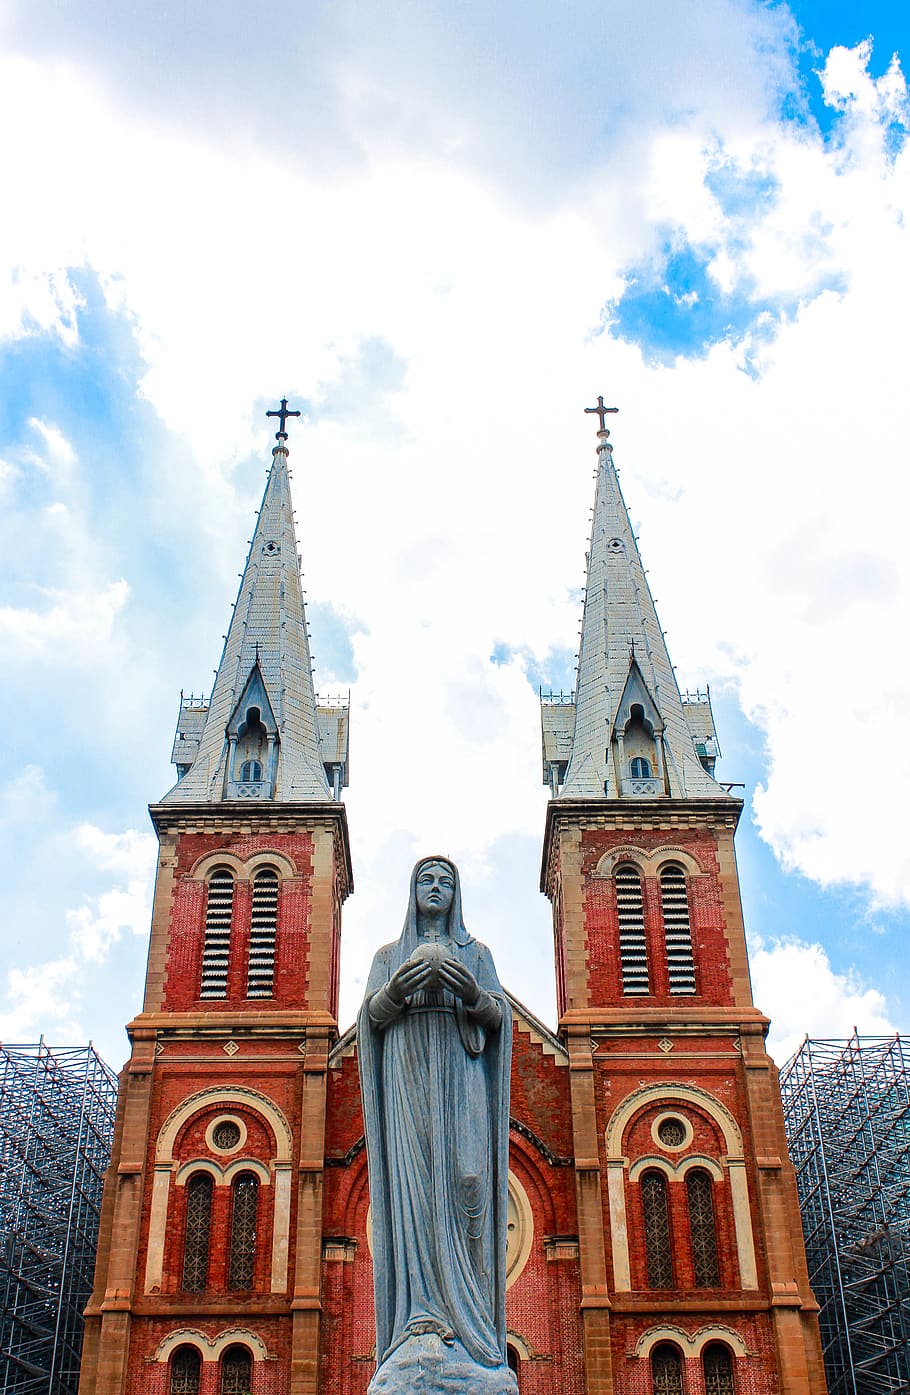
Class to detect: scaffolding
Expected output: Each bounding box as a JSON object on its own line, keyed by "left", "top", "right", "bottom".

{"left": 780, "top": 1034, "right": 910, "bottom": 1395}
{"left": 0, "top": 1041, "right": 118, "bottom": 1394}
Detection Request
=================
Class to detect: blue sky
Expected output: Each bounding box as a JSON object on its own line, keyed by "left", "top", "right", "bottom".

{"left": 0, "top": 0, "right": 908, "bottom": 1066}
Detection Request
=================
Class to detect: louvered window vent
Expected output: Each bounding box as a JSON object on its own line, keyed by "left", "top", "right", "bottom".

{"left": 660, "top": 864, "right": 696, "bottom": 994}
{"left": 615, "top": 865, "right": 649, "bottom": 995}
{"left": 247, "top": 868, "right": 278, "bottom": 998}
{"left": 200, "top": 869, "right": 233, "bottom": 999}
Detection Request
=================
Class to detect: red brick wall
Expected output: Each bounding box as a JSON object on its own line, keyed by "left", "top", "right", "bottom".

{"left": 578, "top": 828, "right": 734, "bottom": 1009}
{"left": 162, "top": 832, "right": 315, "bottom": 1010}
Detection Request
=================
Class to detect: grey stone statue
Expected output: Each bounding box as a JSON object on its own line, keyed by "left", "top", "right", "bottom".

{"left": 357, "top": 856, "right": 518, "bottom": 1394}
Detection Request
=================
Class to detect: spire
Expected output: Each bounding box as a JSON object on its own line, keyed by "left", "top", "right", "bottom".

{"left": 543, "top": 400, "right": 725, "bottom": 801}
{"left": 162, "top": 407, "right": 333, "bottom": 804}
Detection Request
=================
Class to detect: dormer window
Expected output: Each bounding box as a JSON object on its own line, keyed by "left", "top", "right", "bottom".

{"left": 226, "top": 667, "right": 279, "bottom": 800}
{"left": 630, "top": 756, "right": 651, "bottom": 778}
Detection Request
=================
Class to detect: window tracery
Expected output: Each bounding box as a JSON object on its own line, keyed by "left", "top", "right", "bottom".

{"left": 660, "top": 864, "right": 696, "bottom": 994}
{"left": 182, "top": 1172, "right": 213, "bottom": 1291}
{"left": 703, "top": 1342, "right": 735, "bottom": 1393}
{"left": 615, "top": 864, "right": 649, "bottom": 995}
{"left": 201, "top": 868, "right": 233, "bottom": 998}
{"left": 170, "top": 1346, "right": 201, "bottom": 1395}
{"left": 651, "top": 1342, "right": 683, "bottom": 1394}
{"left": 221, "top": 1345, "right": 253, "bottom": 1395}
{"left": 247, "top": 868, "right": 278, "bottom": 998}
{"left": 641, "top": 1169, "right": 674, "bottom": 1288}
{"left": 228, "top": 1172, "right": 259, "bottom": 1290}
{"left": 687, "top": 1168, "right": 721, "bottom": 1287}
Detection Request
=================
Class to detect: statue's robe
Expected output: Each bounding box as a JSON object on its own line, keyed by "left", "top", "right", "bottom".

{"left": 357, "top": 862, "right": 512, "bottom": 1372}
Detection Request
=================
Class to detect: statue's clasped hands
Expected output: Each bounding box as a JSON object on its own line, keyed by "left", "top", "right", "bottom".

{"left": 387, "top": 953, "right": 481, "bottom": 1007}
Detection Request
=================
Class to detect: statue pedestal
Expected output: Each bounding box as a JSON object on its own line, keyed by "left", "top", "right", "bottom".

{"left": 368, "top": 1333, "right": 518, "bottom": 1394}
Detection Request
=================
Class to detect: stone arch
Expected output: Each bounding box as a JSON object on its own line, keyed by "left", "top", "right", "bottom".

{"left": 650, "top": 847, "right": 706, "bottom": 877}
{"left": 593, "top": 846, "right": 649, "bottom": 877}
{"left": 594, "top": 845, "right": 707, "bottom": 879}
{"left": 605, "top": 1084, "right": 757, "bottom": 1292}
{"left": 174, "top": 1159, "right": 223, "bottom": 1187}
{"left": 628, "top": 1153, "right": 725, "bottom": 1183}
{"left": 223, "top": 1157, "right": 272, "bottom": 1186}
{"left": 156, "top": 1086, "right": 292, "bottom": 1163}
{"left": 209, "top": 1328, "right": 270, "bottom": 1361}
{"left": 188, "top": 848, "right": 298, "bottom": 881}
{"left": 189, "top": 852, "right": 248, "bottom": 880}
{"left": 605, "top": 1082, "right": 743, "bottom": 1159}
{"left": 146, "top": 1088, "right": 293, "bottom": 1298}
{"left": 245, "top": 849, "right": 298, "bottom": 878}
{"left": 154, "top": 1329, "right": 211, "bottom": 1362}
{"left": 634, "top": 1324, "right": 748, "bottom": 1359}
{"left": 506, "top": 1331, "right": 531, "bottom": 1360}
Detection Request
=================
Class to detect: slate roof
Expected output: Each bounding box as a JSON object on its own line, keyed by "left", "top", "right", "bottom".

{"left": 162, "top": 440, "right": 330, "bottom": 803}
{"left": 560, "top": 432, "right": 726, "bottom": 801}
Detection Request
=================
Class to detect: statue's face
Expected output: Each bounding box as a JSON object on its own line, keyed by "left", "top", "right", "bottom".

{"left": 415, "top": 862, "right": 455, "bottom": 918}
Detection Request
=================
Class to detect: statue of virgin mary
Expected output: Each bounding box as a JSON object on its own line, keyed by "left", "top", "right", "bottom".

{"left": 357, "top": 857, "right": 517, "bottom": 1394}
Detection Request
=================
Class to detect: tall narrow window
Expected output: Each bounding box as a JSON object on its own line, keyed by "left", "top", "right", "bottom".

{"left": 641, "top": 1169, "right": 674, "bottom": 1288}
{"left": 201, "top": 868, "right": 234, "bottom": 998}
{"left": 703, "top": 1343, "right": 735, "bottom": 1394}
{"left": 615, "top": 865, "right": 649, "bottom": 994}
{"left": 170, "top": 1347, "right": 201, "bottom": 1395}
{"left": 687, "top": 1168, "right": 721, "bottom": 1287}
{"left": 182, "top": 1173, "right": 213, "bottom": 1291}
{"left": 228, "top": 1173, "right": 259, "bottom": 1290}
{"left": 660, "top": 864, "right": 696, "bottom": 994}
{"left": 248, "top": 868, "right": 278, "bottom": 998}
{"left": 651, "top": 1343, "right": 683, "bottom": 1394}
{"left": 221, "top": 1346, "right": 253, "bottom": 1395}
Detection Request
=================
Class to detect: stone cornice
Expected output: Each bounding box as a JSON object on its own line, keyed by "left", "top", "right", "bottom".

{"left": 148, "top": 799, "right": 353, "bottom": 898}
{"left": 540, "top": 796, "right": 743, "bottom": 894}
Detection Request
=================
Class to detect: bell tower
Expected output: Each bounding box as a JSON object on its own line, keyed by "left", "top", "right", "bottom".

{"left": 80, "top": 410, "right": 352, "bottom": 1395}
{"left": 540, "top": 407, "right": 826, "bottom": 1393}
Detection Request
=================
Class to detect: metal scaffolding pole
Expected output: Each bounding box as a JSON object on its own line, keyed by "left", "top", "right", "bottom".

{"left": 780, "top": 1033, "right": 910, "bottom": 1395}
{"left": 0, "top": 1040, "right": 118, "bottom": 1395}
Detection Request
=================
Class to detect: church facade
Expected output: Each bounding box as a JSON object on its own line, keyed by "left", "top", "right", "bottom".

{"left": 79, "top": 410, "right": 826, "bottom": 1395}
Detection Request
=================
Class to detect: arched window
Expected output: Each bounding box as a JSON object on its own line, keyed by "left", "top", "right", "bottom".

{"left": 201, "top": 868, "right": 234, "bottom": 998}
{"left": 615, "top": 865, "right": 649, "bottom": 995}
{"left": 660, "top": 864, "right": 696, "bottom": 994}
{"left": 630, "top": 756, "right": 652, "bottom": 778}
{"left": 182, "top": 1172, "right": 213, "bottom": 1291}
{"left": 507, "top": 1344, "right": 521, "bottom": 1389}
{"left": 247, "top": 868, "right": 278, "bottom": 998}
{"left": 703, "top": 1342, "right": 735, "bottom": 1393}
{"left": 170, "top": 1346, "right": 201, "bottom": 1395}
{"left": 641, "top": 1170, "right": 674, "bottom": 1288}
{"left": 228, "top": 1172, "right": 259, "bottom": 1290}
{"left": 651, "top": 1342, "right": 683, "bottom": 1394}
{"left": 687, "top": 1168, "right": 720, "bottom": 1287}
{"left": 221, "top": 1345, "right": 253, "bottom": 1395}
{"left": 240, "top": 759, "right": 262, "bottom": 782}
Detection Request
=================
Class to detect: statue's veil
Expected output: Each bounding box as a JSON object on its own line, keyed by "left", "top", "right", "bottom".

{"left": 393, "top": 855, "right": 472, "bottom": 962}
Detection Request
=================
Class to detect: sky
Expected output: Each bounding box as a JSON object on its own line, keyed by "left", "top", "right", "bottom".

{"left": 0, "top": 0, "right": 908, "bottom": 1068}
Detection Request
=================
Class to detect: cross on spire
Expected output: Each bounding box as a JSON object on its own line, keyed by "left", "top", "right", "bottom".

{"left": 584, "top": 394, "right": 619, "bottom": 433}
{"left": 267, "top": 397, "right": 302, "bottom": 440}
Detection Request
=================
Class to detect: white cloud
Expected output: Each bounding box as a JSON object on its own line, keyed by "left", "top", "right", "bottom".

{"left": 750, "top": 935, "right": 894, "bottom": 1064}
{"left": 0, "top": 813, "right": 156, "bottom": 1046}
{"left": 0, "top": 16, "right": 907, "bottom": 1047}
{"left": 0, "top": 578, "right": 130, "bottom": 661}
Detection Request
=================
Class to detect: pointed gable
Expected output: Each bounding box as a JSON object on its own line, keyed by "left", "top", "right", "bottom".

{"left": 546, "top": 418, "right": 727, "bottom": 802}
{"left": 162, "top": 437, "right": 332, "bottom": 804}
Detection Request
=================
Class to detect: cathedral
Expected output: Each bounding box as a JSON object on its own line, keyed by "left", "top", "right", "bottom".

{"left": 79, "top": 405, "right": 826, "bottom": 1395}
